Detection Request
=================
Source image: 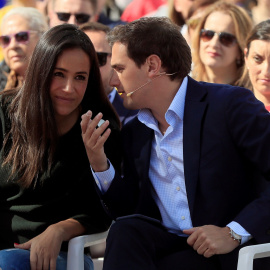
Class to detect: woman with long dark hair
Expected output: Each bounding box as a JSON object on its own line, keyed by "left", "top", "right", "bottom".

{"left": 244, "top": 19, "right": 270, "bottom": 111}
{"left": 0, "top": 24, "right": 121, "bottom": 270}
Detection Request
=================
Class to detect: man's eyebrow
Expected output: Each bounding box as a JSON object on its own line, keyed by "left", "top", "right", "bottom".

{"left": 111, "top": 64, "right": 124, "bottom": 69}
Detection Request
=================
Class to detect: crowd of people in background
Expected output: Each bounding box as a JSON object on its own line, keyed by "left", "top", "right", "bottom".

{"left": 0, "top": 0, "right": 270, "bottom": 269}
{"left": 0, "top": 0, "right": 269, "bottom": 103}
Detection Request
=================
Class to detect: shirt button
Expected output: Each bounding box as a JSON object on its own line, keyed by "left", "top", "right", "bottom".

{"left": 168, "top": 156, "right": 172, "bottom": 161}
{"left": 181, "top": 216, "right": 185, "bottom": 220}
{"left": 104, "top": 180, "right": 108, "bottom": 185}
{"left": 176, "top": 186, "right": 180, "bottom": 191}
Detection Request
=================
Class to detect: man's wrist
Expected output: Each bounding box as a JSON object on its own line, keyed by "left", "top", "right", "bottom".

{"left": 92, "top": 160, "right": 109, "bottom": 172}
{"left": 228, "top": 227, "right": 242, "bottom": 244}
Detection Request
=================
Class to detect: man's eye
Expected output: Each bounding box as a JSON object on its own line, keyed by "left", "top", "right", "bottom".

{"left": 114, "top": 67, "right": 124, "bottom": 73}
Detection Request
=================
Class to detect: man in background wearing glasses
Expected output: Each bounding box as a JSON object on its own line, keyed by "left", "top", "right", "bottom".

{"left": 80, "top": 21, "right": 138, "bottom": 127}
{"left": 48, "top": 0, "right": 125, "bottom": 29}
{"left": 49, "top": 0, "right": 96, "bottom": 27}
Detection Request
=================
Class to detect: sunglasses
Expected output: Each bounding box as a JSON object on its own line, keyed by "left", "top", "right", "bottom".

{"left": 97, "top": 52, "right": 112, "bottom": 67}
{"left": 56, "top": 12, "right": 91, "bottom": 24}
{"left": 200, "top": 29, "right": 237, "bottom": 47}
{"left": 0, "top": 31, "right": 36, "bottom": 48}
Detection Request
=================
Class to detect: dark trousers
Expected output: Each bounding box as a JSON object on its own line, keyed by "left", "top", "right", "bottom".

{"left": 103, "top": 217, "right": 270, "bottom": 270}
{"left": 103, "top": 217, "right": 222, "bottom": 270}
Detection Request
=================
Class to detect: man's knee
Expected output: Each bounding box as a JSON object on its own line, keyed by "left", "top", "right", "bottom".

{"left": 109, "top": 217, "right": 158, "bottom": 240}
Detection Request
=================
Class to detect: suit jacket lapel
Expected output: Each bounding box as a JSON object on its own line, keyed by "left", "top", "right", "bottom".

{"left": 130, "top": 120, "right": 161, "bottom": 217}
{"left": 183, "top": 77, "right": 207, "bottom": 218}
{"left": 132, "top": 119, "right": 153, "bottom": 180}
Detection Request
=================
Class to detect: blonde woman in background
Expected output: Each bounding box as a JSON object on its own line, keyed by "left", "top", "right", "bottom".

{"left": 192, "top": 1, "right": 253, "bottom": 87}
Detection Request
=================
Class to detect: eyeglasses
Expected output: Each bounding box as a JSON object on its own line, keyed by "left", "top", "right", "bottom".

{"left": 200, "top": 29, "right": 237, "bottom": 47}
{"left": 56, "top": 12, "right": 91, "bottom": 24}
{"left": 97, "top": 52, "right": 112, "bottom": 67}
{"left": 0, "top": 31, "right": 36, "bottom": 48}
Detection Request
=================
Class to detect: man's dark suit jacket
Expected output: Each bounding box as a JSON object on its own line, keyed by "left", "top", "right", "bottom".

{"left": 101, "top": 76, "right": 270, "bottom": 267}
{"left": 112, "top": 91, "right": 138, "bottom": 126}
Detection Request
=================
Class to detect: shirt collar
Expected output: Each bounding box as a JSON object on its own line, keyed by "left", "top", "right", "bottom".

{"left": 108, "top": 88, "right": 117, "bottom": 103}
{"left": 167, "top": 76, "right": 188, "bottom": 121}
{"left": 138, "top": 76, "right": 188, "bottom": 127}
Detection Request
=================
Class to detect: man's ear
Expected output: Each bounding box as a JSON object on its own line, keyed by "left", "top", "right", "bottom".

{"left": 146, "top": 54, "right": 162, "bottom": 78}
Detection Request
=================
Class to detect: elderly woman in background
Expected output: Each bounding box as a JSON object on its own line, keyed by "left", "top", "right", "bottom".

{"left": 244, "top": 19, "right": 270, "bottom": 111}
{"left": 0, "top": 7, "right": 48, "bottom": 91}
{"left": 192, "top": 1, "right": 253, "bottom": 87}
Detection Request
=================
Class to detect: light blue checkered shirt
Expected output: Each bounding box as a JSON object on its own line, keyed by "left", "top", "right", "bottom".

{"left": 94, "top": 77, "right": 251, "bottom": 243}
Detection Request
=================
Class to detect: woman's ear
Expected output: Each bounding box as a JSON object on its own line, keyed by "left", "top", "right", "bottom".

{"left": 146, "top": 54, "right": 162, "bottom": 78}
{"left": 244, "top": 48, "right": 248, "bottom": 57}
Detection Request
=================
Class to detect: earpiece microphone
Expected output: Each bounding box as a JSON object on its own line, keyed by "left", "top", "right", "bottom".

{"left": 126, "top": 72, "right": 178, "bottom": 97}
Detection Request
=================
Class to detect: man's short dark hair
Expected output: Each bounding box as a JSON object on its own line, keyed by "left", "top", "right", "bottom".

{"left": 79, "top": 21, "right": 110, "bottom": 34}
{"left": 107, "top": 17, "right": 192, "bottom": 80}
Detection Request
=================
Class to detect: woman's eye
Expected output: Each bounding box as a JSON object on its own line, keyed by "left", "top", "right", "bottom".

{"left": 76, "top": 75, "right": 87, "bottom": 81}
{"left": 54, "top": 72, "right": 64, "bottom": 77}
{"left": 253, "top": 55, "right": 262, "bottom": 63}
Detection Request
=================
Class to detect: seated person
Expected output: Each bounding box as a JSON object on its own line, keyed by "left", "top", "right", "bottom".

{"left": 0, "top": 23, "right": 121, "bottom": 270}
{"left": 81, "top": 17, "right": 270, "bottom": 270}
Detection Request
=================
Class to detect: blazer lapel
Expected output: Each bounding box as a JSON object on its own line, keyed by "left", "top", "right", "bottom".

{"left": 133, "top": 120, "right": 153, "bottom": 180}
{"left": 183, "top": 77, "right": 207, "bottom": 217}
{"left": 130, "top": 121, "right": 161, "bottom": 217}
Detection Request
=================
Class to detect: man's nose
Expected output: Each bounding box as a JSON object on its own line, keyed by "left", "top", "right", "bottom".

{"left": 109, "top": 70, "right": 120, "bottom": 88}
{"left": 68, "top": 15, "right": 77, "bottom": 25}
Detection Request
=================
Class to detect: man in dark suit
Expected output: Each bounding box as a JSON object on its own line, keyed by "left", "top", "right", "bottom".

{"left": 81, "top": 17, "right": 270, "bottom": 269}
{"left": 80, "top": 21, "right": 138, "bottom": 126}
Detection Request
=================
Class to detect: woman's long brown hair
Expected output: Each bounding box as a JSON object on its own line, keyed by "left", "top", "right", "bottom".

{"left": 1, "top": 24, "right": 119, "bottom": 188}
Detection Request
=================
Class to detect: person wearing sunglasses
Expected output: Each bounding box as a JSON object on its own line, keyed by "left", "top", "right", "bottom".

{"left": 192, "top": 1, "right": 252, "bottom": 87}
{"left": 0, "top": 7, "right": 48, "bottom": 91}
{"left": 80, "top": 21, "right": 138, "bottom": 126}
{"left": 49, "top": 0, "right": 96, "bottom": 27}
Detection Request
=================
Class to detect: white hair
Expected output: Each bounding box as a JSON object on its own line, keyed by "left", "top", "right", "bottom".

{"left": 1, "top": 7, "right": 48, "bottom": 35}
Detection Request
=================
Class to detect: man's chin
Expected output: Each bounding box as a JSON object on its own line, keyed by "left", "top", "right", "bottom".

{"left": 123, "top": 99, "right": 138, "bottom": 111}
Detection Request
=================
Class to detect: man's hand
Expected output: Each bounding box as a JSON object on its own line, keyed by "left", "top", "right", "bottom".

{"left": 183, "top": 225, "right": 240, "bottom": 258}
{"left": 81, "top": 110, "right": 111, "bottom": 172}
